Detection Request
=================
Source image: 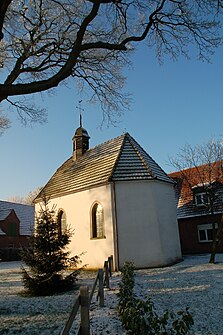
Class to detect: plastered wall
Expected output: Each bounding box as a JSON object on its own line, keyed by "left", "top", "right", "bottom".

{"left": 115, "top": 180, "right": 182, "bottom": 268}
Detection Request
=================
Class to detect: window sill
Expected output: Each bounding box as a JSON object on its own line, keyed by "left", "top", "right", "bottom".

{"left": 90, "top": 236, "right": 106, "bottom": 240}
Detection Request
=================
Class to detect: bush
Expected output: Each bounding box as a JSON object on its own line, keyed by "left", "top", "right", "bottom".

{"left": 117, "top": 262, "right": 194, "bottom": 335}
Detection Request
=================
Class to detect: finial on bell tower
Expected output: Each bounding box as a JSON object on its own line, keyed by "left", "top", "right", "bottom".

{"left": 80, "top": 113, "right": 82, "bottom": 128}
{"left": 76, "top": 100, "right": 83, "bottom": 128}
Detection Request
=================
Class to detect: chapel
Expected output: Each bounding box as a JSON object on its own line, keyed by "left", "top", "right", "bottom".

{"left": 35, "top": 121, "right": 181, "bottom": 270}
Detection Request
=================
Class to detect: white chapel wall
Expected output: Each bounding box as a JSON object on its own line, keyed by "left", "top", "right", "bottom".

{"left": 115, "top": 180, "right": 182, "bottom": 268}
{"left": 152, "top": 181, "right": 182, "bottom": 264}
{"left": 35, "top": 184, "right": 115, "bottom": 269}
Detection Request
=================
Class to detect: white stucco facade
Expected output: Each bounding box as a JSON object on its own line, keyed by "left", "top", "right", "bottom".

{"left": 35, "top": 180, "right": 181, "bottom": 270}
{"left": 114, "top": 180, "right": 182, "bottom": 268}
{"left": 35, "top": 184, "right": 116, "bottom": 270}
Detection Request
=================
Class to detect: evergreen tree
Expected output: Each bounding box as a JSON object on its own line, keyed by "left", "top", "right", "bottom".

{"left": 21, "top": 201, "right": 81, "bottom": 296}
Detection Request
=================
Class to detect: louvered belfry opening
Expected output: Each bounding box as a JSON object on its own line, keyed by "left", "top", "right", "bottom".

{"left": 72, "top": 126, "right": 90, "bottom": 161}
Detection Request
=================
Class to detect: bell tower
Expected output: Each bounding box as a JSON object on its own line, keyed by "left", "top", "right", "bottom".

{"left": 72, "top": 114, "right": 90, "bottom": 161}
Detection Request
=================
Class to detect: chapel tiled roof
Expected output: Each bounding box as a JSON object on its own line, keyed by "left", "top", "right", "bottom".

{"left": 0, "top": 201, "right": 34, "bottom": 235}
{"left": 169, "top": 162, "right": 223, "bottom": 219}
{"left": 35, "top": 133, "right": 173, "bottom": 201}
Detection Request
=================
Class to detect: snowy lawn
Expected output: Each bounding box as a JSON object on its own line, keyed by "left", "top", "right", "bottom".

{"left": 135, "top": 254, "right": 223, "bottom": 335}
{"left": 0, "top": 262, "right": 123, "bottom": 335}
{"left": 0, "top": 254, "right": 223, "bottom": 334}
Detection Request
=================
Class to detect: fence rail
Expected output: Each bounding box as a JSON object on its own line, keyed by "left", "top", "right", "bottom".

{"left": 60, "top": 255, "right": 113, "bottom": 335}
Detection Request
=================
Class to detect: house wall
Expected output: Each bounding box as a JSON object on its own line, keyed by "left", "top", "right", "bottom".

{"left": 35, "top": 184, "right": 115, "bottom": 270}
{"left": 0, "top": 211, "right": 30, "bottom": 261}
{"left": 115, "top": 180, "right": 182, "bottom": 268}
{"left": 0, "top": 236, "right": 30, "bottom": 261}
{"left": 0, "top": 210, "right": 20, "bottom": 236}
{"left": 178, "top": 214, "right": 223, "bottom": 254}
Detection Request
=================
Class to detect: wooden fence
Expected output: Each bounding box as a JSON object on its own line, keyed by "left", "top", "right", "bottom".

{"left": 60, "top": 255, "right": 114, "bottom": 335}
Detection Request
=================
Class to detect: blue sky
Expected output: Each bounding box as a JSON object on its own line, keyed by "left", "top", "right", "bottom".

{"left": 1, "top": 43, "right": 223, "bottom": 200}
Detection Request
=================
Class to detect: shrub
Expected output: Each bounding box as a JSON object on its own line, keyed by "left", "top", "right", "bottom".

{"left": 117, "top": 262, "right": 194, "bottom": 335}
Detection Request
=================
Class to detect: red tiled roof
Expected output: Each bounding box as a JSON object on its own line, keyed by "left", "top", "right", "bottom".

{"left": 168, "top": 161, "right": 223, "bottom": 218}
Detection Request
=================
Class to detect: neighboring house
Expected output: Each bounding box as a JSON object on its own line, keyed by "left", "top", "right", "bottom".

{"left": 0, "top": 201, "right": 34, "bottom": 260}
{"left": 34, "top": 123, "right": 181, "bottom": 270}
{"left": 169, "top": 163, "right": 223, "bottom": 254}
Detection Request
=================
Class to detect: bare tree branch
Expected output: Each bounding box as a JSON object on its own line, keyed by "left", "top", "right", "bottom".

{"left": 0, "top": 0, "right": 12, "bottom": 40}
{"left": 0, "top": 0, "right": 223, "bottom": 125}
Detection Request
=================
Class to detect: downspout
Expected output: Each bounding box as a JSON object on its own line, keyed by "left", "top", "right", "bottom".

{"left": 111, "top": 181, "right": 119, "bottom": 271}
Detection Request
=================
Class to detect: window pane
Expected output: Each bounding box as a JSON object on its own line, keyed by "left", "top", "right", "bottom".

{"left": 92, "top": 206, "right": 97, "bottom": 238}
{"left": 196, "top": 194, "right": 202, "bottom": 205}
{"left": 199, "top": 229, "right": 206, "bottom": 241}
{"left": 96, "top": 204, "right": 103, "bottom": 238}
{"left": 58, "top": 210, "right": 67, "bottom": 236}
{"left": 195, "top": 192, "right": 209, "bottom": 206}
{"left": 202, "top": 193, "right": 209, "bottom": 204}
{"left": 61, "top": 212, "right": 67, "bottom": 234}
{"left": 207, "top": 229, "right": 213, "bottom": 241}
{"left": 91, "top": 203, "right": 104, "bottom": 238}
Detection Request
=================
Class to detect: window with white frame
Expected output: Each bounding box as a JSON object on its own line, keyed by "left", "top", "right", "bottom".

{"left": 194, "top": 192, "right": 209, "bottom": 207}
{"left": 91, "top": 203, "right": 104, "bottom": 239}
{"left": 197, "top": 223, "right": 218, "bottom": 243}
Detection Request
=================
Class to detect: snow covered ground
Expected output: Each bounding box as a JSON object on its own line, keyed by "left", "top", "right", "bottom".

{"left": 0, "top": 261, "right": 123, "bottom": 335}
{"left": 0, "top": 254, "right": 223, "bottom": 334}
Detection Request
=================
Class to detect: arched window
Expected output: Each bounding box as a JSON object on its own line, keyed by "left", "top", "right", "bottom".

{"left": 91, "top": 203, "right": 104, "bottom": 239}
{"left": 57, "top": 210, "right": 67, "bottom": 236}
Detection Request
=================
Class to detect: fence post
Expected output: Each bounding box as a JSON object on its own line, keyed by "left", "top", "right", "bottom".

{"left": 98, "top": 269, "right": 105, "bottom": 307}
{"left": 108, "top": 255, "right": 113, "bottom": 277}
{"left": 79, "top": 286, "right": 90, "bottom": 335}
{"left": 104, "top": 261, "right": 110, "bottom": 289}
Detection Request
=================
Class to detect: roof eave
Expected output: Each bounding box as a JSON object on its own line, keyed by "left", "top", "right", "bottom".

{"left": 34, "top": 180, "right": 111, "bottom": 203}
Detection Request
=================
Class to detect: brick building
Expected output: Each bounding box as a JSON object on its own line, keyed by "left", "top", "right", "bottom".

{"left": 0, "top": 201, "right": 34, "bottom": 260}
{"left": 169, "top": 162, "right": 223, "bottom": 254}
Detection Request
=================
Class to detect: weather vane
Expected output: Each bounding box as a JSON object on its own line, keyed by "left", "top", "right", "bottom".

{"left": 76, "top": 100, "right": 84, "bottom": 127}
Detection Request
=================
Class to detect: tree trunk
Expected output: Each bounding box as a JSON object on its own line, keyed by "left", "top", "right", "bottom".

{"left": 209, "top": 234, "right": 217, "bottom": 263}
{"left": 209, "top": 214, "right": 223, "bottom": 263}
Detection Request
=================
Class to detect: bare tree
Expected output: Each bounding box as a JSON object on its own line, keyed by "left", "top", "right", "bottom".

{"left": 170, "top": 138, "right": 223, "bottom": 263}
{"left": 7, "top": 187, "right": 42, "bottom": 205}
{"left": 0, "top": 0, "right": 223, "bottom": 125}
{"left": 0, "top": 110, "right": 10, "bottom": 134}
